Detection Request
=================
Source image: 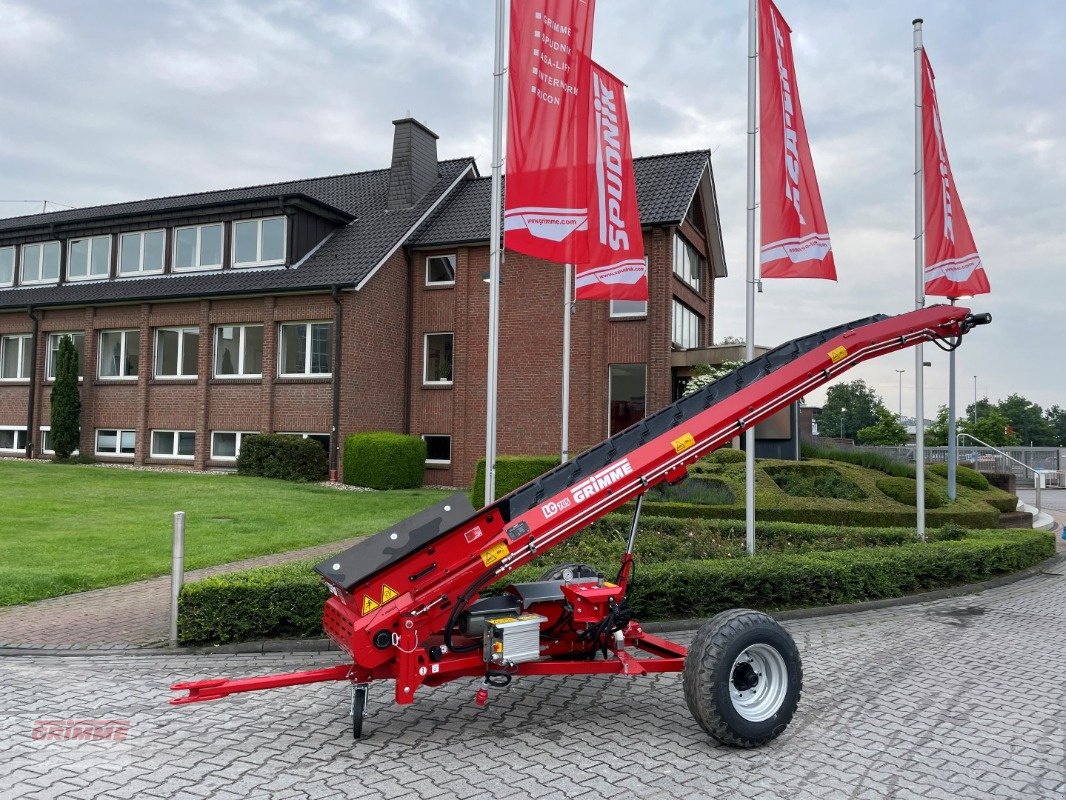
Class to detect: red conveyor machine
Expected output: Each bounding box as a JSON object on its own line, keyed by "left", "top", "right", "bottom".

{"left": 172, "top": 306, "right": 990, "bottom": 747}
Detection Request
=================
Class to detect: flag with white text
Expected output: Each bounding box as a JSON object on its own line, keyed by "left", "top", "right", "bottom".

{"left": 921, "top": 50, "right": 989, "bottom": 297}
{"left": 758, "top": 0, "right": 835, "bottom": 280}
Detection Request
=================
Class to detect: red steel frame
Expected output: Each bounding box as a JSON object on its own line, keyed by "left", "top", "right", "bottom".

{"left": 172, "top": 306, "right": 979, "bottom": 709}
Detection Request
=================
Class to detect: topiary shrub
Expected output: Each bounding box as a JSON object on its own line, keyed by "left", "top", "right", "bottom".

{"left": 709, "top": 448, "right": 746, "bottom": 464}
{"left": 875, "top": 476, "right": 946, "bottom": 509}
{"left": 927, "top": 463, "right": 991, "bottom": 490}
{"left": 647, "top": 477, "right": 736, "bottom": 505}
{"left": 470, "top": 455, "right": 561, "bottom": 505}
{"left": 49, "top": 335, "right": 81, "bottom": 460}
{"left": 343, "top": 432, "right": 426, "bottom": 489}
{"left": 237, "top": 434, "right": 329, "bottom": 483}
{"left": 764, "top": 464, "right": 866, "bottom": 501}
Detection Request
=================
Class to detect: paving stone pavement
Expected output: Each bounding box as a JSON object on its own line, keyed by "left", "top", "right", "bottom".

{"left": 0, "top": 536, "right": 368, "bottom": 648}
{"left": 2, "top": 571, "right": 1064, "bottom": 799}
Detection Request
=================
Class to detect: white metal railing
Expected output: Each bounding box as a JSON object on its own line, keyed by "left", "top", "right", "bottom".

{"left": 956, "top": 433, "right": 1043, "bottom": 513}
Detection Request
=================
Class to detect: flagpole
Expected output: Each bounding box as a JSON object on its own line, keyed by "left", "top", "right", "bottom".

{"left": 485, "top": 0, "right": 508, "bottom": 506}
{"left": 913, "top": 18, "right": 926, "bottom": 539}
{"left": 947, "top": 298, "right": 957, "bottom": 500}
{"left": 744, "top": 0, "right": 758, "bottom": 557}
{"left": 561, "top": 263, "right": 572, "bottom": 463}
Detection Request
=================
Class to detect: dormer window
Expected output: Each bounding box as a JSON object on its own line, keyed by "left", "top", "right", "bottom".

{"left": 119, "top": 230, "right": 165, "bottom": 276}
{"left": 21, "top": 241, "right": 61, "bottom": 285}
{"left": 174, "top": 224, "right": 223, "bottom": 271}
{"left": 67, "top": 235, "right": 111, "bottom": 281}
{"left": 233, "top": 217, "right": 286, "bottom": 268}
{"left": 0, "top": 247, "right": 14, "bottom": 287}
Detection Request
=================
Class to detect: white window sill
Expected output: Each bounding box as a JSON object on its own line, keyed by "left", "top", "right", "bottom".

{"left": 173, "top": 265, "right": 222, "bottom": 273}
{"left": 425, "top": 281, "right": 456, "bottom": 288}
{"left": 97, "top": 376, "right": 139, "bottom": 382}
{"left": 117, "top": 270, "right": 165, "bottom": 279}
{"left": 65, "top": 275, "right": 110, "bottom": 283}
{"left": 233, "top": 260, "right": 286, "bottom": 269}
{"left": 422, "top": 381, "right": 453, "bottom": 387}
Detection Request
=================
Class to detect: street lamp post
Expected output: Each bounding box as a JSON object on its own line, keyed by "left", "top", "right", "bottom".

{"left": 839, "top": 407, "right": 846, "bottom": 440}
{"left": 895, "top": 369, "right": 905, "bottom": 420}
{"left": 973, "top": 375, "right": 978, "bottom": 424}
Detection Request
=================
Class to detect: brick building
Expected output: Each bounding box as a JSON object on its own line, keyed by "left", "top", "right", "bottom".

{"left": 0, "top": 119, "right": 726, "bottom": 486}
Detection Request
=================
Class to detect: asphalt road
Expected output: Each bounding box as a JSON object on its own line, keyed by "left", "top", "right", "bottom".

{"left": 2, "top": 567, "right": 1064, "bottom": 800}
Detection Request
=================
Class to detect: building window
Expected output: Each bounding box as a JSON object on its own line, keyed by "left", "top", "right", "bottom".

{"left": 0, "top": 334, "right": 32, "bottom": 380}
{"left": 673, "top": 234, "right": 704, "bottom": 293}
{"left": 609, "top": 364, "right": 646, "bottom": 436}
{"left": 425, "top": 255, "right": 456, "bottom": 286}
{"left": 423, "top": 333, "right": 453, "bottom": 384}
{"left": 0, "top": 246, "right": 14, "bottom": 287}
{"left": 119, "top": 230, "right": 165, "bottom": 276}
{"left": 278, "top": 322, "right": 332, "bottom": 377}
{"left": 0, "top": 427, "right": 27, "bottom": 451}
{"left": 41, "top": 427, "right": 79, "bottom": 456}
{"left": 67, "top": 235, "right": 111, "bottom": 281}
{"left": 98, "top": 330, "right": 140, "bottom": 379}
{"left": 422, "top": 434, "right": 452, "bottom": 466}
{"left": 21, "top": 241, "right": 61, "bottom": 284}
{"left": 210, "top": 430, "right": 257, "bottom": 461}
{"left": 233, "top": 217, "right": 286, "bottom": 267}
{"left": 672, "top": 299, "right": 703, "bottom": 349}
{"left": 96, "top": 429, "right": 136, "bottom": 457}
{"left": 46, "top": 333, "right": 85, "bottom": 380}
{"left": 174, "top": 223, "right": 223, "bottom": 271}
{"left": 279, "top": 432, "right": 331, "bottom": 451}
{"left": 155, "top": 328, "right": 199, "bottom": 379}
{"left": 151, "top": 430, "right": 196, "bottom": 459}
{"left": 214, "top": 324, "right": 263, "bottom": 377}
{"left": 610, "top": 299, "right": 647, "bottom": 318}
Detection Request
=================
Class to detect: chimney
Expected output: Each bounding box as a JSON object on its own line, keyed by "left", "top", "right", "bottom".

{"left": 387, "top": 118, "right": 440, "bottom": 210}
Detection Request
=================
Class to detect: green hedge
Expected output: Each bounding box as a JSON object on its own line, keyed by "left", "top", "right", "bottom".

{"left": 236, "top": 434, "right": 328, "bottom": 482}
{"left": 764, "top": 464, "right": 867, "bottom": 501}
{"left": 801, "top": 443, "right": 917, "bottom": 478}
{"left": 638, "top": 500, "right": 998, "bottom": 529}
{"left": 343, "top": 432, "right": 425, "bottom": 489}
{"left": 875, "top": 477, "right": 947, "bottom": 509}
{"left": 710, "top": 448, "right": 746, "bottom": 464}
{"left": 927, "top": 463, "right": 991, "bottom": 490}
{"left": 470, "top": 455, "right": 561, "bottom": 505}
{"left": 177, "top": 523, "right": 1054, "bottom": 644}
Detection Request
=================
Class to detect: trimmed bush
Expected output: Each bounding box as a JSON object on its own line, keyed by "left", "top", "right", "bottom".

{"left": 49, "top": 335, "right": 81, "bottom": 460}
{"left": 177, "top": 527, "right": 1055, "bottom": 643}
{"left": 343, "top": 432, "right": 426, "bottom": 489}
{"left": 709, "top": 448, "right": 746, "bottom": 464}
{"left": 237, "top": 434, "right": 328, "bottom": 482}
{"left": 875, "top": 477, "right": 947, "bottom": 509}
{"left": 647, "top": 477, "right": 735, "bottom": 505}
{"left": 470, "top": 455, "right": 561, "bottom": 504}
{"left": 927, "top": 463, "right": 991, "bottom": 490}
{"left": 764, "top": 464, "right": 866, "bottom": 501}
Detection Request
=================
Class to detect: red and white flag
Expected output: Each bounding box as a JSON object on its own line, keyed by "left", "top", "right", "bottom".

{"left": 921, "top": 50, "right": 990, "bottom": 297}
{"left": 574, "top": 62, "right": 647, "bottom": 301}
{"left": 504, "top": 0, "right": 596, "bottom": 264}
{"left": 758, "top": 0, "right": 835, "bottom": 280}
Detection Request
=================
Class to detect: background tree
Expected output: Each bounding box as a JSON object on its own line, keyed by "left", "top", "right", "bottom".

{"left": 960, "top": 407, "right": 1019, "bottom": 447}
{"left": 1045, "top": 405, "right": 1066, "bottom": 446}
{"left": 818, "top": 380, "right": 882, "bottom": 440}
{"left": 49, "top": 335, "right": 81, "bottom": 459}
{"left": 856, "top": 404, "right": 909, "bottom": 446}
{"left": 925, "top": 405, "right": 951, "bottom": 447}
{"left": 997, "top": 393, "right": 1054, "bottom": 446}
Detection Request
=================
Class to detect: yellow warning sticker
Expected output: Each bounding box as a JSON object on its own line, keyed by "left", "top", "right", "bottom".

{"left": 380, "top": 584, "right": 399, "bottom": 604}
{"left": 828, "top": 346, "right": 848, "bottom": 364}
{"left": 480, "top": 542, "right": 510, "bottom": 567}
{"left": 672, "top": 433, "right": 696, "bottom": 454}
{"left": 361, "top": 595, "right": 380, "bottom": 615}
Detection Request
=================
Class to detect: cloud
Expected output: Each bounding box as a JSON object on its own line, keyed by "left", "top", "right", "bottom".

{"left": 0, "top": 1, "right": 62, "bottom": 63}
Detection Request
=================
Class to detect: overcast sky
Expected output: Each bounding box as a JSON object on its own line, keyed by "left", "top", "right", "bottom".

{"left": 2, "top": 1, "right": 1062, "bottom": 419}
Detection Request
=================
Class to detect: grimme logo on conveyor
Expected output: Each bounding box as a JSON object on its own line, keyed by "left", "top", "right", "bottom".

{"left": 543, "top": 458, "right": 635, "bottom": 519}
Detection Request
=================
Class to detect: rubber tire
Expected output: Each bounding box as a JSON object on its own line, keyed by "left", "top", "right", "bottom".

{"left": 351, "top": 685, "right": 367, "bottom": 740}
{"left": 683, "top": 609, "right": 802, "bottom": 748}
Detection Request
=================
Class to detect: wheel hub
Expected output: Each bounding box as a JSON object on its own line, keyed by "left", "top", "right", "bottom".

{"left": 728, "top": 643, "right": 789, "bottom": 722}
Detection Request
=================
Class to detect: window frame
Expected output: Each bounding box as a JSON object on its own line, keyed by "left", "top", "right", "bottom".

{"left": 0, "top": 426, "right": 28, "bottom": 452}
{"left": 46, "top": 332, "right": 85, "bottom": 382}
{"left": 20, "top": 241, "right": 61, "bottom": 285}
{"left": 424, "top": 254, "right": 457, "bottom": 287}
{"left": 213, "top": 324, "right": 264, "bottom": 378}
{"left": 671, "top": 298, "right": 703, "bottom": 350}
{"left": 423, "top": 332, "right": 454, "bottom": 386}
{"left": 277, "top": 321, "right": 333, "bottom": 378}
{"left": 0, "top": 333, "right": 32, "bottom": 381}
{"left": 278, "top": 432, "right": 331, "bottom": 452}
{"left": 232, "top": 217, "right": 287, "bottom": 268}
{"left": 672, "top": 233, "right": 705, "bottom": 294}
{"left": 0, "top": 245, "right": 15, "bottom": 287}
{"left": 95, "top": 428, "right": 137, "bottom": 458}
{"left": 118, "top": 229, "right": 166, "bottom": 277}
{"left": 150, "top": 429, "right": 196, "bottom": 460}
{"left": 607, "top": 363, "right": 648, "bottom": 437}
{"left": 97, "top": 329, "right": 140, "bottom": 381}
{"left": 173, "top": 223, "right": 224, "bottom": 272}
{"left": 609, "top": 299, "right": 648, "bottom": 319}
{"left": 421, "top": 434, "right": 452, "bottom": 467}
{"left": 66, "top": 234, "right": 112, "bottom": 282}
{"left": 40, "top": 427, "right": 79, "bottom": 457}
{"left": 153, "top": 327, "right": 199, "bottom": 380}
{"left": 210, "top": 430, "right": 258, "bottom": 461}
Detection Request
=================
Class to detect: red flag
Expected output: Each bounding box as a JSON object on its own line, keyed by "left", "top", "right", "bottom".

{"left": 921, "top": 50, "right": 990, "bottom": 297}
{"left": 574, "top": 62, "right": 647, "bottom": 301}
{"left": 504, "top": 0, "right": 595, "bottom": 264}
{"left": 758, "top": 0, "right": 835, "bottom": 280}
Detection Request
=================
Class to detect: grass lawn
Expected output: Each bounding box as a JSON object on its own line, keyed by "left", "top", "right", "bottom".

{"left": 0, "top": 460, "right": 450, "bottom": 606}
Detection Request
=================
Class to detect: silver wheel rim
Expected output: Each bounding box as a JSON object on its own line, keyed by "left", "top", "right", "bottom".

{"left": 728, "top": 643, "right": 789, "bottom": 722}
